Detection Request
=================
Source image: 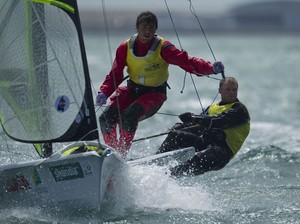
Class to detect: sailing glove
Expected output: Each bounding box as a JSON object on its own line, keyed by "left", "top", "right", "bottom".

{"left": 212, "top": 61, "right": 224, "bottom": 74}
{"left": 179, "top": 112, "right": 208, "bottom": 127}
{"left": 192, "top": 115, "right": 208, "bottom": 127}
{"left": 170, "top": 122, "right": 186, "bottom": 131}
{"left": 96, "top": 92, "right": 107, "bottom": 106}
{"left": 178, "top": 112, "right": 195, "bottom": 124}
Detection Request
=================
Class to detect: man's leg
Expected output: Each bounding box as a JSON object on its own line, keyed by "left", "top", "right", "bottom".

{"left": 118, "top": 92, "right": 166, "bottom": 156}
{"left": 99, "top": 107, "right": 119, "bottom": 148}
{"left": 99, "top": 86, "right": 134, "bottom": 149}
{"left": 170, "top": 145, "right": 232, "bottom": 177}
{"left": 118, "top": 103, "right": 143, "bottom": 156}
{"left": 156, "top": 130, "right": 206, "bottom": 154}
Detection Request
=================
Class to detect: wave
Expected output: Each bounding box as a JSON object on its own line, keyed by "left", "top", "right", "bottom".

{"left": 236, "top": 145, "right": 300, "bottom": 164}
{"left": 222, "top": 145, "right": 300, "bottom": 186}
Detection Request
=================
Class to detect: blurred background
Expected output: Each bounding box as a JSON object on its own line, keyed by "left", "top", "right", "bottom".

{"left": 1, "top": 1, "right": 300, "bottom": 223}
{"left": 78, "top": 0, "right": 300, "bottom": 33}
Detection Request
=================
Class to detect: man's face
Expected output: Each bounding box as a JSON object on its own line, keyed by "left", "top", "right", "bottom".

{"left": 219, "top": 81, "right": 238, "bottom": 103}
{"left": 137, "top": 22, "right": 156, "bottom": 44}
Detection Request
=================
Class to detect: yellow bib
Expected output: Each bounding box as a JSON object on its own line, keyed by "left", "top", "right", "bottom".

{"left": 126, "top": 35, "right": 169, "bottom": 87}
{"left": 208, "top": 103, "right": 250, "bottom": 155}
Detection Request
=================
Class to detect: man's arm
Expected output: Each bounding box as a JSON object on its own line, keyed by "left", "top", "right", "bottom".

{"left": 99, "top": 42, "right": 127, "bottom": 98}
{"left": 201, "top": 102, "right": 250, "bottom": 130}
{"left": 160, "top": 41, "right": 214, "bottom": 76}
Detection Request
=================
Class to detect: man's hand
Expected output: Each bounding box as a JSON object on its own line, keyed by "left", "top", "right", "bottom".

{"left": 212, "top": 61, "right": 224, "bottom": 74}
{"left": 192, "top": 114, "right": 211, "bottom": 129}
{"left": 170, "top": 122, "right": 185, "bottom": 130}
{"left": 95, "top": 92, "right": 107, "bottom": 106}
{"left": 178, "top": 112, "right": 195, "bottom": 124}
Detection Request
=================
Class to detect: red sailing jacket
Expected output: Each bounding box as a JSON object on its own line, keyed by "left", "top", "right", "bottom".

{"left": 99, "top": 36, "right": 214, "bottom": 98}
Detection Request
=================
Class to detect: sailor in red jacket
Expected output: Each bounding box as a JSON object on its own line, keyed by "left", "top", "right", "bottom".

{"left": 96, "top": 11, "right": 224, "bottom": 157}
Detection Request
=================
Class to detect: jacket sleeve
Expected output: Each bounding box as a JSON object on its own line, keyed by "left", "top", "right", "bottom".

{"left": 201, "top": 102, "right": 250, "bottom": 130}
{"left": 99, "top": 41, "right": 127, "bottom": 98}
{"left": 160, "top": 41, "right": 214, "bottom": 76}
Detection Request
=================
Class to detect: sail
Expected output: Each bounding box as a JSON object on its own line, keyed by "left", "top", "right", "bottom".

{"left": 0, "top": 0, "right": 98, "bottom": 143}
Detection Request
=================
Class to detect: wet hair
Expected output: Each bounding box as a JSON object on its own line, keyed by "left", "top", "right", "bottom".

{"left": 136, "top": 11, "right": 158, "bottom": 29}
{"left": 219, "top": 77, "right": 238, "bottom": 89}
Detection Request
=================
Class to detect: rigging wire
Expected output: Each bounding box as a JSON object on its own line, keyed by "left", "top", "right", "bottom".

{"left": 100, "top": 0, "right": 125, "bottom": 146}
{"left": 186, "top": 0, "right": 225, "bottom": 110}
{"left": 187, "top": 0, "right": 217, "bottom": 62}
{"left": 98, "top": 0, "right": 224, "bottom": 143}
{"left": 164, "top": 0, "right": 188, "bottom": 93}
{"left": 101, "top": 0, "right": 113, "bottom": 65}
{"left": 164, "top": 0, "right": 183, "bottom": 50}
{"left": 164, "top": 0, "right": 205, "bottom": 111}
{"left": 164, "top": 0, "right": 226, "bottom": 116}
{"left": 187, "top": 0, "right": 225, "bottom": 79}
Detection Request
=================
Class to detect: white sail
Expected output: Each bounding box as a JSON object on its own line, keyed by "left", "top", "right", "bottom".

{"left": 0, "top": 0, "right": 98, "bottom": 143}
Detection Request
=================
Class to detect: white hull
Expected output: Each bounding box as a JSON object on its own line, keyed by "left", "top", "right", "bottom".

{"left": 0, "top": 142, "right": 126, "bottom": 210}
{"left": 0, "top": 0, "right": 196, "bottom": 212}
{"left": 0, "top": 143, "right": 194, "bottom": 210}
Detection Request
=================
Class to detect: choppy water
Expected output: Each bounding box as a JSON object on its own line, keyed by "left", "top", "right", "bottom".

{"left": 1, "top": 31, "right": 300, "bottom": 223}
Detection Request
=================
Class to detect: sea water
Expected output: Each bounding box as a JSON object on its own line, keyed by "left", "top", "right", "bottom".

{"left": 1, "top": 31, "right": 300, "bottom": 223}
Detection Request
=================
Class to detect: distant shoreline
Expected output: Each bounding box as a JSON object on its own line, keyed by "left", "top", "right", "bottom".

{"left": 79, "top": 7, "right": 300, "bottom": 33}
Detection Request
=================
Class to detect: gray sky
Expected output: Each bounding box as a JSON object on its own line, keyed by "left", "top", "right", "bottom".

{"left": 78, "top": 0, "right": 264, "bottom": 15}
{"left": 78, "top": 0, "right": 300, "bottom": 22}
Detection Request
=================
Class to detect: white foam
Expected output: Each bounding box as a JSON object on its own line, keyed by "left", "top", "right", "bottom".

{"left": 108, "top": 164, "right": 218, "bottom": 214}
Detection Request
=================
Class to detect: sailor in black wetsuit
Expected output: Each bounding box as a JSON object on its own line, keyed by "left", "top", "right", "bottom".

{"left": 156, "top": 77, "right": 250, "bottom": 177}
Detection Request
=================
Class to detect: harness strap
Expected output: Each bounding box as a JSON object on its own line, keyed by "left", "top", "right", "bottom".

{"left": 129, "top": 34, "right": 162, "bottom": 56}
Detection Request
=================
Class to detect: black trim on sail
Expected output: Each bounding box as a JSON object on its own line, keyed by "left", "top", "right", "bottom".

{"left": 0, "top": 0, "right": 99, "bottom": 143}
{"left": 53, "top": 0, "right": 99, "bottom": 141}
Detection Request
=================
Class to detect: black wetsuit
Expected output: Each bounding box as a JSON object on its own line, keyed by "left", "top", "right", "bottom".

{"left": 156, "top": 100, "right": 250, "bottom": 177}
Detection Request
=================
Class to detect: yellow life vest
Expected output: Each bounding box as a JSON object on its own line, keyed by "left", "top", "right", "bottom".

{"left": 126, "top": 35, "right": 169, "bottom": 87}
{"left": 208, "top": 103, "right": 250, "bottom": 155}
{"left": 62, "top": 144, "right": 104, "bottom": 156}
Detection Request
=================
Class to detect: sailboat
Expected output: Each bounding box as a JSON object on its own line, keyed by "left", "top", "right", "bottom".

{"left": 0, "top": 0, "right": 194, "bottom": 210}
{"left": 0, "top": 0, "right": 129, "bottom": 210}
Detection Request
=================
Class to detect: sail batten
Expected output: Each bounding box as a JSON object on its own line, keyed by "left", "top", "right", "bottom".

{"left": 0, "top": 0, "right": 98, "bottom": 143}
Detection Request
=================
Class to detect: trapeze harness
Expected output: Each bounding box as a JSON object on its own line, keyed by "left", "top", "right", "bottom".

{"left": 126, "top": 34, "right": 170, "bottom": 96}
{"left": 207, "top": 102, "right": 250, "bottom": 156}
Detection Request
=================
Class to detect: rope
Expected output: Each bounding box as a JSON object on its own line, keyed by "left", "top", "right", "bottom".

{"left": 98, "top": 1, "right": 224, "bottom": 145}
{"left": 100, "top": 0, "right": 124, "bottom": 148}
{"left": 164, "top": 0, "right": 183, "bottom": 50}
{"left": 187, "top": 0, "right": 217, "bottom": 62}
{"left": 150, "top": 1, "right": 224, "bottom": 120}
{"left": 164, "top": 0, "right": 205, "bottom": 111}
{"left": 187, "top": 0, "right": 225, "bottom": 79}
{"left": 186, "top": 0, "right": 226, "bottom": 108}
{"left": 164, "top": 0, "right": 188, "bottom": 94}
{"left": 101, "top": 0, "right": 113, "bottom": 64}
{"left": 133, "top": 124, "right": 204, "bottom": 142}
